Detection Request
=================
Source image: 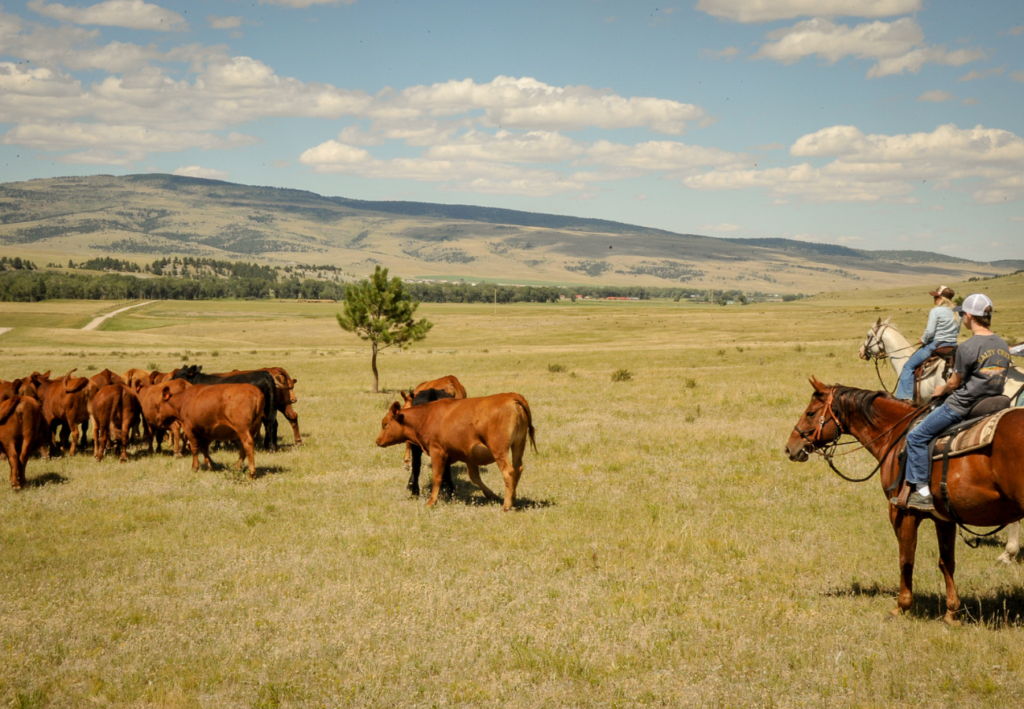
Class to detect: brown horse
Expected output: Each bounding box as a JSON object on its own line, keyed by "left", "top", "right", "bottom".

{"left": 785, "top": 377, "right": 1024, "bottom": 626}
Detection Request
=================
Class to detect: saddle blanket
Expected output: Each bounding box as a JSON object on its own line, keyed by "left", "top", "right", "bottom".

{"left": 932, "top": 407, "right": 1017, "bottom": 460}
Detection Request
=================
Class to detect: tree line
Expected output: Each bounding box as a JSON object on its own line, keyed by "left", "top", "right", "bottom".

{"left": 0, "top": 267, "right": 769, "bottom": 304}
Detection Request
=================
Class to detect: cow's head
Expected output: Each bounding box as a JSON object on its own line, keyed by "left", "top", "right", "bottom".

{"left": 172, "top": 365, "right": 202, "bottom": 382}
{"left": 376, "top": 401, "right": 409, "bottom": 448}
{"left": 155, "top": 385, "right": 182, "bottom": 427}
{"left": 13, "top": 377, "right": 39, "bottom": 401}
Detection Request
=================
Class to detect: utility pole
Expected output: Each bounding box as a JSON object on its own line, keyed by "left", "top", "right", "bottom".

{"left": 494, "top": 287, "right": 497, "bottom": 316}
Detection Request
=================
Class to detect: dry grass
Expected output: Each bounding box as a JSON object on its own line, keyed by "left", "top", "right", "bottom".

{"left": 1, "top": 273, "right": 1023, "bottom": 707}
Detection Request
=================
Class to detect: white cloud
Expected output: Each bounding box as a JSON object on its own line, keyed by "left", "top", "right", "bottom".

{"left": 1013, "top": 71, "right": 1024, "bottom": 83}
{"left": 391, "top": 76, "right": 705, "bottom": 134}
{"left": 27, "top": 0, "right": 186, "bottom": 31}
{"left": 957, "top": 67, "right": 1003, "bottom": 82}
{"left": 260, "top": 0, "right": 357, "bottom": 6}
{"left": 679, "top": 122, "right": 1024, "bottom": 201}
{"left": 695, "top": 0, "right": 920, "bottom": 23}
{"left": 699, "top": 223, "right": 742, "bottom": 232}
{"left": 962, "top": 98, "right": 978, "bottom": 106}
{"left": 208, "top": 16, "right": 243, "bottom": 30}
{"left": 701, "top": 46, "right": 741, "bottom": 61}
{"left": 685, "top": 124, "right": 1024, "bottom": 204}
{"left": 173, "top": 165, "right": 229, "bottom": 179}
{"left": 755, "top": 18, "right": 984, "bottom": 78}
{"left": 918, "top": 90, "right": 956, "bottom": 102}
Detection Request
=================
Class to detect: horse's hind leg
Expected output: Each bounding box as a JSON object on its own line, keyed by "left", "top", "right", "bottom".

{"left": 998, "top": 522, "right": 1020, "bottom": 564}
{"left": 889, "top": 507, "right": 922, "bottom": 617}
{"left": 936, "top": 520, "right": 961, "bottom": 626}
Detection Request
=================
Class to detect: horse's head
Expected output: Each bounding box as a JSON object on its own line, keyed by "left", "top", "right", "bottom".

{"left": 786, "top": 377, "right": 844, "bottom": 462}
{"left": 859, "top": 317, "right": 892, "bottom": 361}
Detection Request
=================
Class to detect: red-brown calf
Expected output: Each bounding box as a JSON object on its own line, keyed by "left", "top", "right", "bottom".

{"left": 135, "top": 379, "right": 190, "bottom": 456}
{"left": 156, "top": 383, "right": 264, "bottom": 478}
{"left": 227, "top": 366, "right": 301, "bottom": 444}
{"left": 30, "top": 369, "right": 90, "bottom": 456}
{"left": 376, "top": 392, "right": 536, "bottom": 511}
{"left": 0, "top": 396, "right": 47, "bottom": 489}
{"left": 91, "top": 384, "right": 141, "bottom": 463}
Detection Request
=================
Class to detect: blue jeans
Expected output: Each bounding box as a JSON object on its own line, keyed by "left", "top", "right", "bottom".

{"left": 895, "top": 340, "right": 957, "bottom": 401}
{"left": 905, "top": 403, "right": 963, "bottom": 487}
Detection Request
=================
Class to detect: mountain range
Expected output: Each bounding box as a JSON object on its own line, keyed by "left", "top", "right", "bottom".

{"left": 1, "top": 174, "right": 1020, "bottom": 293}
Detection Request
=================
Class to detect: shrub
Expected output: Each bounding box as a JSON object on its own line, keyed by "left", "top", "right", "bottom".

{"left": 611, "top": 368, "right": 632, "bottom": 382}
{"left": 548, "top": 363, "right": 567, "bottom": 373}
{"left": 685, "top": 378, "right": 697, "bottom": 389}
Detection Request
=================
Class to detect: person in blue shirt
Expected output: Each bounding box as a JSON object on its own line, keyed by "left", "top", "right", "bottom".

{"left": 902, "top": 294, "right": 1011, "bottom": 511}
{"left": 895, "top": 285, "right": 961, "bottom": 402}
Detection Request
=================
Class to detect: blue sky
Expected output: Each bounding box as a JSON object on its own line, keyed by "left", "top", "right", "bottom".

{"left": 1, "top": 0, "right": 1022, "bottom": 259}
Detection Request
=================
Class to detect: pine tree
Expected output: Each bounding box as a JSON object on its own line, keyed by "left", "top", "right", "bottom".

{"left": 337, "top": 265, "right": 433, "bottom": 393}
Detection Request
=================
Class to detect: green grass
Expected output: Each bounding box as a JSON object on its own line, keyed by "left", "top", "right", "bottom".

{"left": 0, "top": 272, "right": 1023, "bottom": 706}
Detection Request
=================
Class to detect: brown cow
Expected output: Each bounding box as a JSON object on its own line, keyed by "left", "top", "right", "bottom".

{"left": 402, "top": 375, "right": 468, "bottom": 466}
{"left": 226, "top": 366, "right": 301, "bottom": 445}
{"left": 30, "top": 369, "right": 91, "bottom": 456}
{"left": 0, "top": 396, "right": 47, "bottom": 489}
{"left": 91, "top": 384, "right": 141, "bottom": 463}
{"left": 155, "top": 383, "right": 264, "bottom": 478}
{"left": 376, "top": 393, "right": 536, "bottom": 511}
{"left": 135, "top": 379, "right": 190, "bottom": 456}
{"left": 0, "top": 377, "right": 37, "bottom": 404}
{"left": 122, "top": 368, "right": 151, "bottom": 389}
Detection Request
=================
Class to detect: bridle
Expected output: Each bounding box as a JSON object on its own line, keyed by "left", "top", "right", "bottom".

{"left": 861, "top": 322, "right": 921, "bottom": 393}
{"left": 792, "top": 387, "right": 927, "bottom": 483}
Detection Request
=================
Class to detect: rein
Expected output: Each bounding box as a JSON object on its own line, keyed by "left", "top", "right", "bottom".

{"left": 793, "top": 391, "right": 928, "bottom": 484}
{"left": 862, "top": 323, "right": 921, "bottom": 394}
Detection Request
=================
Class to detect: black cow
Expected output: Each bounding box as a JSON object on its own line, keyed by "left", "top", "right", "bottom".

{"left": 405, "top": 388, "right": 455, "bottom": 497}
{"left": 172, "top": 365, "right": 278, "bottom": 449}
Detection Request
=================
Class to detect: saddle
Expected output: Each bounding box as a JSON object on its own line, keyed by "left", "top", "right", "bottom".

{"left": 889, "top": 396, "right": 1014, "bottom": 511}
{"left": 912, "top": 345, "right": 956, "bottom": 403}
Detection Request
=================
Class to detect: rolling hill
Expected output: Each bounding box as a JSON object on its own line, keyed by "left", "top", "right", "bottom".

{"left": 1, "top": 174, "right": 1020, "bottom": 294}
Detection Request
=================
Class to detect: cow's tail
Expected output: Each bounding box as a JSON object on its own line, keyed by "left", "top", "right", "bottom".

{"left": 511, "top": 393, "right": 537, "bottom": 453}
{"left": 0, "top": 398, "right": 18, "bottom": 425}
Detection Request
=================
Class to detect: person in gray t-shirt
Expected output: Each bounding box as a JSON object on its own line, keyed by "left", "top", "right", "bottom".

{"left": 900, "top": 294, "right": 1010, "bottom": 512}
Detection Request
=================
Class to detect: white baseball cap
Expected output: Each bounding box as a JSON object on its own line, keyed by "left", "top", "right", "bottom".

{"left": 953, "top": 293, "right": 993, "bottom": 317}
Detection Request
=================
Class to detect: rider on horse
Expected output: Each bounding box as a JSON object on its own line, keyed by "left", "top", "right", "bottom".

{"left": 894, "top": 285, "right": 960, "bottom": 402}
{"left": 902, "top": 294, "right": 1012, "bottom": 511}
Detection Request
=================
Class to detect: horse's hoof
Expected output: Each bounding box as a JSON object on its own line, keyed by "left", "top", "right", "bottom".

{"left": 886, "top": 607, "right": 903, "bottom": 620}
{"left": 942, "top": 612, "right": 961, "bottom": 627}
{"left": 997, "top": 551, "right": 1017, "bottom": 565}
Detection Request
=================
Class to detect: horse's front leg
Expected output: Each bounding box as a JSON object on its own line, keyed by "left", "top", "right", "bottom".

{"left": 935, "top": 520, "right": 961, "bottom": 626}
{"left": 889, "top": 506, "right": 922, "bottom": 617}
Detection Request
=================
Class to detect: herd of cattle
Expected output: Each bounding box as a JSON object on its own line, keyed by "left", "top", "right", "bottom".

{"left": 0, "top": 368, "right": 536, "bottom": 511}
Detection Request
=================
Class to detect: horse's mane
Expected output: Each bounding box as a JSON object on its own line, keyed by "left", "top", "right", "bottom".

{"left": 828, "top": 384, "right": 893, "bottom": 428}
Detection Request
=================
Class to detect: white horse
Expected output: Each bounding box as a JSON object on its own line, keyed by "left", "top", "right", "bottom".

{"left": 859, "top": 317, "right": 1024, "bottom": 564}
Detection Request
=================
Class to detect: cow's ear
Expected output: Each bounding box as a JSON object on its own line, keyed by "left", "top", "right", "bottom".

{"left": 389, "top": 401, "right": 401, "bottom": 414}
{"left": 195, "top": 365, "right": 203, "bottom": 374}
{"left": 291, "top": 378, "right": 297, "bottom": 385}
{"left": 162, "top": 385, "right": 172, "bottom": 401}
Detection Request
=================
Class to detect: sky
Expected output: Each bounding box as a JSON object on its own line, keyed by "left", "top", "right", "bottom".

{"left": 0, "top": 0, "right": 1022, "bottom": 259}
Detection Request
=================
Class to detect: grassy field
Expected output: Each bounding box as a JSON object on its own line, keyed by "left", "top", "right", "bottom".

{"left": 1, "top": 274, "right": 1023, "bottom": 707}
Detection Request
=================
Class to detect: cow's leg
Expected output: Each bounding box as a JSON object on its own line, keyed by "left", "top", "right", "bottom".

{"left": 119, "top": 415, "right": 131, "bottom": 463}
{"left": 936, "top": 520, "right": 961, "bottom": 626}
{"left": 143, "top": 419, "right": 155, "bottom": 454}
{"left": 237, "top": 429, "right": 257, "bottom": 479}
{"left": 90, "top": 415, "right": 99, "bottom": 458}
{"left": 889, "top": 506, "right": 921, "bottom": 617}
{"left": 68, "top": 420, "right": 80, "bottom": 457}
{"left": 17, "top": 436, "right": 30, "bottom": 488}
{"left": 5, "top": 442, "right": 19, "bottom": 489}
{"left": 999, "top": 522, "right": 1020, "bottom": 564}
{"left": 465, "top": 462, "right": 500, "bottom": 503}
{"left": 441, "top": 462, "right": 455, "bottom": 498}
{"left": 57, "top": 421, "right": 70, "bottom": 454}
{"left": 93, "top": 422, "right": 106, "bottom": 462}
{"left": 284, "top": 405, "right": 301, "bottom": 445}
{"left": 407, "top": 445, "right": 422, "bottom": 496}
{"left": 198, "top": 438, "right": 215, "bottom": 470}
{"left": 493, "top": 452, "right": 518, "bottom": 512}
{"left": 404, "top": 442, "right": 413, "bottom": 468}
{"left": 79, "top": 419, "right": 88, "bottom": 449}
{"left": 171, "top": 422, "right": 183, "bottom": 457}
{"left": 426, "top": 453, "right": 449, "bottom": 507}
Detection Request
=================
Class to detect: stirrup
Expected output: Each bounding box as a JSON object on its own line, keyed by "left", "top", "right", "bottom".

{"left": 890, "top": 483, "right": 912, "bottom": 509}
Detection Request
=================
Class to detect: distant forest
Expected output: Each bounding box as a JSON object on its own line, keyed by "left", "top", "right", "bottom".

{"left": 0, "top": 259, "right": 756, "bottom": 304}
